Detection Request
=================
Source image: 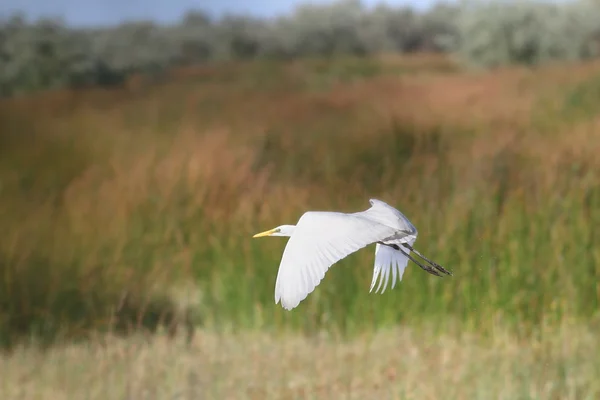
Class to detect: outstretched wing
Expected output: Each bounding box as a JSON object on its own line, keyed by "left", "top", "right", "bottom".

{"left": 275, "top": 211, "right": 398, "bottom": 310}
{"left": 357, "top": 199, "right": 418, "bottom": 236}
{"left": 370, "top": 237, "right": 416, "bottom": 294}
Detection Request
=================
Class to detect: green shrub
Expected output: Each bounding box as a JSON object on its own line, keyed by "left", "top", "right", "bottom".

{"left": 442, "top": 0, "right": 600, "bottom": 68}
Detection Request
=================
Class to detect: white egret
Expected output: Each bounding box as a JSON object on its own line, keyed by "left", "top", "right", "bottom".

{"left": 253, "top": 198, "right": 451, "bottom": 310}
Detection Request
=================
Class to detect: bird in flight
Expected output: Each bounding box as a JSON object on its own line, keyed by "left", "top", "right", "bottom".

{"left": 253, "top": 198, "right": 452, "bottom": 310}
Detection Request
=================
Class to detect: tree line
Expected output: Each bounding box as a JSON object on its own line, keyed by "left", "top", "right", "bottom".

{"left": 1, "top": 0, "right": 599, "bottom": 97}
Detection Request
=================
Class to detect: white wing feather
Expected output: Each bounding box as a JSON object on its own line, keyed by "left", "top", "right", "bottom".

{"left": 370, "top": 237, "right": 416, "bottom": 294}
{"left": 274, "top": 210, "right": 399, "bottom": 310}
{"left": 361, "top": 199, "right": 418, "bottom": 235}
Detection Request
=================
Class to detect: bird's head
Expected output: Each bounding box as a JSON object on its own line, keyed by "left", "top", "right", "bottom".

{"left": 253, "top": 225, "right": 296, "bottom": 238}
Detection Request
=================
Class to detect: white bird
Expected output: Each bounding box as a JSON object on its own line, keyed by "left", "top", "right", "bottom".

{"left": 253, "top": 198, "right": 451, "bottom": 310}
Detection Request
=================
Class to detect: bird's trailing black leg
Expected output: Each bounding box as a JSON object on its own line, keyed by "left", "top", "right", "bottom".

{"left": 399, "top": 248, "right": 443, "bottom": 277}
{"left": 378, "top": 242, "right": 451, "bottom": 277}
{"left": 402, "top": 243, "right": 452, "bottom": 276}
{"left": 378, "top": 242, "right": 442, "bottom": 277}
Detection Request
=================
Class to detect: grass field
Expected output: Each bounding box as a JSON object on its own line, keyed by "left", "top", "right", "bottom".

{"left": 2, "top": 321, "right": 599, "bottom": 399}
{"left": 1, "top": 54, "right": 599, "bottom": 398}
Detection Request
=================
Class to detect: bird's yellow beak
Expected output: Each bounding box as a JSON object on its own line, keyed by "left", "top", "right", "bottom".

{"left": 253, "top": 228, "right": 278, "bottom": 238}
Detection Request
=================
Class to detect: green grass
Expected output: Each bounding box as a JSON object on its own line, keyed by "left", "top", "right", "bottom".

{"left": 561, "top": 72, "right": 600, "bottom": 123}
{"left": 0, "top": 55, "right": 599, "bottom": 348}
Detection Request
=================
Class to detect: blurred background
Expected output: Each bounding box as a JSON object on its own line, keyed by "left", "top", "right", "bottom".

{"left": 1, "top": 0, "right": 599, "bottom": 398}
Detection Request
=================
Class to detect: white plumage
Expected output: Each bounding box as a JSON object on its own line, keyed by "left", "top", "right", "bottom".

{"left": 371, "top": 238, "right": 415, "bottom": 294}
{"left": 253, "top": 198, "right": 451, "bottom": 310}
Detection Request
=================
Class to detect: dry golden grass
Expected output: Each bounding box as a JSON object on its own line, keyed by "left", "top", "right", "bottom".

{"left": 0, "top": 53, "right": 599, "bottom": 345}
{"left": 1, "top": 52, "right": 600, "bottom": 400}
{"left": 1, "top": 321, "right": 599, "bottom": 400}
